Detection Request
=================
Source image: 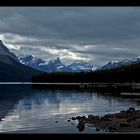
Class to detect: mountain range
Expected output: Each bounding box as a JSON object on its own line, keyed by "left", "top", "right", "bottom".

{"left": 18, "top": 55, "right": 98, "bottom": 73}
{"left": 99, "top": 57, "right": 140, "bottom": 70}
{"left": 1, "top": 39, "right": 140, "bottom": 82}
{"left": 18, "top": 54, "right": 140, "bottom": 73}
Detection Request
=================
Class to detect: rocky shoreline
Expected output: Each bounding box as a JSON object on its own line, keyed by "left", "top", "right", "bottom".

{"left": 70, "top": 107, "right": 140, "bottom": 132}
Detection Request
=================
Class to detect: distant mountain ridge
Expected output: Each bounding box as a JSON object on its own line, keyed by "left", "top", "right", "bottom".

{"left": 67, "top": 60, "right": 96, "bottom": 72}
{"left": 99, "top": 57, "right": 140, "bottom": 70}
{"left": 18, "top": 55, "right": 96, "bottom": 73}
{"left": 18, "top": 54, "right": 140, "bottom": 73}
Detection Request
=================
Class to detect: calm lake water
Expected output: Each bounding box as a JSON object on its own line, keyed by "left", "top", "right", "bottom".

{"left": 0, "top": 84, "right": 140, "bottom": 133}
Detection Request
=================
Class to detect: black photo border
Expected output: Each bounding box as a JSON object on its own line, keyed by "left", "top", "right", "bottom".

{"left": 0, "top": 0, "right": 140, "bottom": 140}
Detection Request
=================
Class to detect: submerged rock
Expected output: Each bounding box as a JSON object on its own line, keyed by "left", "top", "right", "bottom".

{"left": 71, "top": 122, "right": 75, "bottom": 125}
{"left": 76, "top": 119, "right": 85, "bottom": 132}
{"left": 96, "top": 128, "right": 100, "bottom": 131}
{"left": 81, "top": 116, "right": 87, "bottom": 120}
{"left": 87, "top": 115, "right": 94, "bottom": 121}
{"left": 76, "top": 116, "right": 81, "bottom": 120}
{"left": 71, "top": 117, "right": 76, "bottom": 120}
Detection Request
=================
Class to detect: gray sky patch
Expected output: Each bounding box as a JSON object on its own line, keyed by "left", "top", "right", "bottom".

{"left": 0, "top": 7, "right": 139, "bottom": 65}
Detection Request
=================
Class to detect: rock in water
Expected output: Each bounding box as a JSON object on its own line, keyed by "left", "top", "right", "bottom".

{"left": 76, "top": 120, "right": 85, "bottom": 132}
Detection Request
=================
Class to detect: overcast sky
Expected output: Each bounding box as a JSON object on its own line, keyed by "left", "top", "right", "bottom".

{"left": 0, "top": 7, "right": 140, "bottom": 65}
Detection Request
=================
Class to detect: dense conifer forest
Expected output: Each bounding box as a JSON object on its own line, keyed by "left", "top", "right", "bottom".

{"left": 32, "top": 63, "right": 140, "bottom": 83}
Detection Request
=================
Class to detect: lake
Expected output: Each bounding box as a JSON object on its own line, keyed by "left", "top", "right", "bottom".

{"left": 0, "top": 84, "right": 140, "bottom": 133}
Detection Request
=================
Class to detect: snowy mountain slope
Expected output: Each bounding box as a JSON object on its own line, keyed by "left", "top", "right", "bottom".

{"left": 18, "top": 56, "right": 96, "bottom": 73}
{"left": 67, "top": 61, "right": 93, "bottom": 72}
{"left": 99, "top": 57, "right": 140, "bottom": 70}
{"left": 18, "top": 55, "right": 48, "bottom": 72}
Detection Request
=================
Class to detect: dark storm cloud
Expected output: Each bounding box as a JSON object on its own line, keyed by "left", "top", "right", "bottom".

{"left": 0, "top": 7, "right": 140, "bottom": 65}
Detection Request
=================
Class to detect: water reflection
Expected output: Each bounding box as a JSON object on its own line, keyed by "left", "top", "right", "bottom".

{"left": 0, "top": 85, "right": 140, "bottom": 133}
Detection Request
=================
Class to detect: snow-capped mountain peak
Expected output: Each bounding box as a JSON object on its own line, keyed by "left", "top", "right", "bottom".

{"left": 67, "top": 60, "right": 93, "bottom": 72}
{"left": 48, "top": 57, "right": 62, "bottom": 66}
{"left": 92, "top": 65, "right": 100, "bottom": 71}
{"left": 18, "top": 55, "right": 47, "bottom": 71}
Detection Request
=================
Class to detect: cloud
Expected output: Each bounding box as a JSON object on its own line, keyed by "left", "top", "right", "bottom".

{"left": 0, "top": 7, "right": 140, "bottom": 65}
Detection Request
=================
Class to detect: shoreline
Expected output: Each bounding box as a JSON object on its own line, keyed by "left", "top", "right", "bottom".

{"left": 71, "top": 107, "right": 140, "bottom": 132}
{"left": 1, "top": 82, "right": 140, "bottom": 94}
{"left": 0, "top": 82, "right": 140, "bottom": 91}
